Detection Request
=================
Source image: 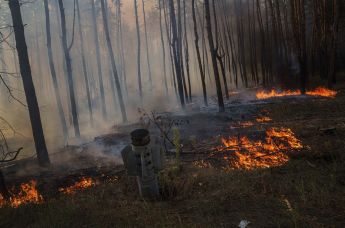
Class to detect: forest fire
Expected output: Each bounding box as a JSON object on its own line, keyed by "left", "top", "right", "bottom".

{"left": 256, "top": 87, "right": 337, "bottom": 99}
{"left": 231, "top": 121, "right": 255, "bottom": 129}
{"left": 256, "top": 116, "right": 272, "bottom": 123}
{"left": 0, "top": 180, "right": 43, "bottom": 208}
{"left": 213, "top": 127, "right": 303, "bottom": 170}
{"left": 59, "top": 177, "right": 96, "bottom": 195}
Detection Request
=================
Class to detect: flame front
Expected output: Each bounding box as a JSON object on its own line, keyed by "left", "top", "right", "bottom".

{"left": 305, "top": 87, "right": 337, "bottom": 97}
{"left": 0, "top": 180, "right": 43, "bottom": 208}
{"left": 256, "top": 116, "right": 272, "bottom": 123}
{"left": 256, "top": 87, "right": 337, "bottom": 99}
{"left": 59, "top": 177, "right": 96, "bottom": 194}
{"left": 215, "top": 128, "right": 303, "bottom": 170}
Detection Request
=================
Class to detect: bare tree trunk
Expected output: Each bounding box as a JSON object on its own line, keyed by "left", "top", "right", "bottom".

{"left": 43, "top": 0, "right": 68, "bottom": 143}
{"left": 76, "top": 0, "right": 93, "bottom": 126}
{"left": 9, "top": 0, "right": 50, "bottom": 166}
{"left": 159, "top": 0, "right": 169, "bottom": 95}
{"left": 0, "top": 170, "right": 10, "bottom": 201}
{"left": 90, "top": 0, "right": 107, "bottom": 120}
{"left": 168, "top": 0, "right": 186, "bottom": 108}
{"left": 205, "top": 0, "right": 225, "bottom": 112}
{"left": 134, "top": 0, "right": 143, "bottom": 100}
{"left": 57, "top": 0, "right": 80, "bottom": 138}
{"left": 163, "top": 0, "right": 179, "bottom": 99}
{"left": 174, "top": 0, "right": 188, "bottom": 102}
{"left": 117, "top": 0, "right": 128, "bottom": 96}
{"left": 142, "top": 0, "right": 153, "bottom": 90}
{"left": 100, "top": 0, "right": 127, "bottom": 122}
{"left": 192, "top": 0, "right": 208, "bottom": 106}
{"left": 212, "top": 0, "right": 229, "bottom": 99}
{"left": 183, "top": 0, "right": 192, "bottom": 101}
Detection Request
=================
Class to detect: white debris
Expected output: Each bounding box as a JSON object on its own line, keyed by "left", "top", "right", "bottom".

{"left": 238, "top": 220, "right": 250, "bottom": 228}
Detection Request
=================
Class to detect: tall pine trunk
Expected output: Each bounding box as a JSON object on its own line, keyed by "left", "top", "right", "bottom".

{"left": 192, "top": 0, "right": 207, "bottom": 106}
{"left": 76, "top": 0, "right": 93, "bottom": 126}
{"left": 9, "top": 0, "right": 50, "bottom": 166}
{"left": 90, "top": 0, "right": 107, "bottom": 120}
{"left": 57, "top": 0, "right": 80, "bottom": 137}
{"left": 43, "top": 0, "right": 68, "bottom": 143}
{"left": 168, "top": 0, "right": 186, "bottom": 108}
{"left": 100, "top": 0, "right": 127, "bottom": 123}
{"left": 205, "top": 0, "right": 225, "bottom": 112}
{"left": 142, "top": 0, "right": 153, "bottom": 90}
{"left": 134, "top": 0, "right": 143, "bottom": 99}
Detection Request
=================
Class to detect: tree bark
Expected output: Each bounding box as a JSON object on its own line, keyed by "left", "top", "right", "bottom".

{"left": 57, "top": 0, "right": 80, "bottom": 137}
{"left": 76, "top": 0, "right": 93, "bottom": 126}
{"left": 43, "top": 0, "right": 68, "bottom": 143}
{"left": 100, "top": 0, "right": 127, "bottom": 122}
{"left": 142, "top": 0, "right": 153, "bottom": 90}
{"left": 134, "top": 0, "right": 143, "bottom": 99}
{"left": 9, "top": 0, "right": 50, "bottom": 166}
{"left": 192, "top": 0, "right": 207, "bottom": 106}
{"left": 205, "top": 0, "right": 225, "bottom": 112}
{"left": 0, "top": 170, "right": 10, "bottom": 201}
{"left": 168, "top": 0, "right": 186, "bottom": 108}
{"left": 90, "top": 0, "right": 107, "bottom": 120}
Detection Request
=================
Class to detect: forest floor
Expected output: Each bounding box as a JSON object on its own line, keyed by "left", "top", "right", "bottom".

{"left": 0, "top": 86, "right": 345, "bottom": 227}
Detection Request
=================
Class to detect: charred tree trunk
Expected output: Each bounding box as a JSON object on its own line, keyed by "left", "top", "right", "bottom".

{"left": 57, "top": 0, "right": 80, "bottom": 137}
{"left": 117, "top": 0, "right": 128, "bottom": 96}
{"left": 134, "top": 0, "right": 143, "bottom": 99}
{"left": 205, "top": 0, "right": 225, "bottom": 112}
{"left": 43, "top": 0, "right": 68, "bottom": 143}
{"left": 76, "top": 0, "right": 93, "bottom": 126}
{"left": 90, "top": 0, "right": 107, "bottom": 120}
{"left": 168, "top": 0, "right": 186, "bottom": 108}
{"left": 212, "top": 0, "right": 229, "bottom": 100}
{"left": 100, "top": 0, "right": 127, "bottom": 122}
{"left": 290, "top": 0, "right": 308, "bottom": 93}
{"left": 192, "top": 0, "right": 207, "bottom": 106}
{"left": 9, "top": 0, "right": 50, "bottom": 166}
{"left": 142, "top": 0, "right": 153, "bottom": 90}
{"left": 183, "top": 0, "right": 192, "bottom": 101}
{"left": 0, "top": 170, "right": 10, "bottom": 201}
{"left": 159, "top": 0, "right": 168, "bottom": 95}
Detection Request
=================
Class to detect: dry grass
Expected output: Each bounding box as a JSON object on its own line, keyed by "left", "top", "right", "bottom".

{"left": 1, "top": 91, "right": 345, "bottom": 227}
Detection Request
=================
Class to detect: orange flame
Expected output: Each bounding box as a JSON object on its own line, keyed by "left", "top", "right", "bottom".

{"left": 59, "top": 177, "right": 96, "bottom": 194}
{"left": 305, "top": 87, "right": 337, "bottom": 97}
{"left": 231, "top": 121, "right": 254, "bottom": 129}
{"left": 256, "top": 116, "right": 272, "bottom": 123}
{"left": 256, "top": 87, "right": 337, "bottom": 99}
{"left": 215, "top": 128, "right": 303, "bottom": 170}
{"left": 0, "top": 180, "right": 43, "bottom": 208}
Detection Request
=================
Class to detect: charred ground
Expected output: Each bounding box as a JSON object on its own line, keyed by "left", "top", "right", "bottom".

{"left": 0, "top": 87, "right": 345, "bottom": 227}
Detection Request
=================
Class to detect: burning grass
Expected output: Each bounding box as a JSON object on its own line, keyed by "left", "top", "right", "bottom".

{"left": 195, "top": 127, "right": 304, "bottom": 170}
{"left": 256, "top": 87, "right": 337, "bottom": 99}
{"left": 59, "top": 177, "right": 97, "bottom": 195}
{"left": 0, "top": 176, "right": 100, "bottom": 208}
{"left": 0, "top": 180, "right": 43, "bottom": 208}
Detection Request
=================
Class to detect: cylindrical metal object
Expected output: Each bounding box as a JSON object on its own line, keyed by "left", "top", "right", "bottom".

{"left": 131, "top": 129, "right": 160, "bottom": 199}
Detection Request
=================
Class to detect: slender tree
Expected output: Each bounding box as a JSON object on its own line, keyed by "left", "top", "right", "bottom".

{"left": 57, "top": 0, "right": 80, "bottom": 137}
{"left": 142, "top": 0, "right": 153, "bottom": 90}
{"left": 8, "top": 0, "right": 50, "bottom": 166}
{"left": 43, "top": 0, "right": 68, "bottom": 143}
{"left": 168, "top": 0, "right": 186, "bottom": 108}
{"left": 76, "top": 0, "right": 93, "bottom": 126}
{"left": 159, "top": 0, "right": 168, "bottom": 94}
{"left": 205, "top": 0, "right": 225, "bottom": 112}
{"left": 134, "top": 0, "right": 143, "bottom": 99}
{"left": 90, "top": 0, "right": 107, "bottom": 120}
{"left": 100, "top": 0, "right": 127, "bottom": 122}
{"left": 192, "top": 0, "right": 207, "bottom": 106}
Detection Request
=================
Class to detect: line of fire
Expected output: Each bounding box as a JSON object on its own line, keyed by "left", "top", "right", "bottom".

{"left": 0, "top": 0, "right": 344, "bottom": 227}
